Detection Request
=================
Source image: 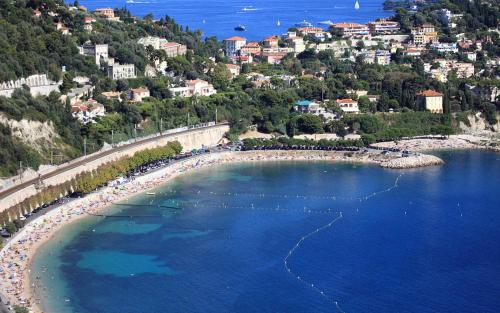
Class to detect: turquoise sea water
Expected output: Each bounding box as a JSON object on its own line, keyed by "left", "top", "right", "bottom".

{"left": 73, "top": 0, "right": 390, "bottom": 40}
{"left": 32, "top": 151, "right": 500, "bottom": 313}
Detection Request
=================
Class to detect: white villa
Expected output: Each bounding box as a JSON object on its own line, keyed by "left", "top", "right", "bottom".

{"left": 79, "top": 42, "right": 109, "bottom": 66}
{"left": 224, "top": 36, "right": 247, "bottom": 57}
{"left": 170, "top": 79, "right": 217, "bottom": 98}
{"left": 106, "top": 59, "right": 136, "bottom": 80}
{"left": 336, "top": 99, "right": 360, "bottom": 114}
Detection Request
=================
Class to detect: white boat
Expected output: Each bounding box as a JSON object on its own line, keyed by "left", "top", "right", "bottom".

{"left": 318, "top": 20, "right": 334, "bottom": 26}
{"left": 277, "top": 20, "right": 280, "bottom": 26}
{"left": 295, "top": 20, "right": 313, "bottom": 27}
{"left": 146, "top": 192, "right": 156, "bottom": 196}
{"left": 243, "top": 6, "right": 258, "bottom": 11}
{"left": 354, "top": 1, "right": 360, "bottom": 10}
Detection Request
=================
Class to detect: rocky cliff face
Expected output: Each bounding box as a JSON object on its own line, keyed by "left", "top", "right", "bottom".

{"left": 459, "top": 113, "right": 500, "bottom": 135}
{"left": 0, "top": 114, "right": 72, "bottom": 155}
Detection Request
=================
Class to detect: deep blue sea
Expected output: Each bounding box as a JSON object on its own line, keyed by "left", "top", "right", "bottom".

{"left": 32, "top": 151, "right": 500, "bottom": 313}
{"left": 71, "top": 0, "right": 390, "bottom": 40}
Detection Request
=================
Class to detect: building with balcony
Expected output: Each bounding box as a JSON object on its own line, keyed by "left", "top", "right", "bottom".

{"left": 331, "top": 23, "right": 370, "bottom": 37}
{"left": 336, "top": 99, "right": 359, "bottom": 113}
{"left": 106, "top": 60, "right": 136, "bottom": 80}
{"left": 368, "top": 20, "right": 400, "bottom": 34}
{"left": 224, "top": 36, "right": 247, "bottom": 56}
{"left": 169, "top": 79, "right": 217, "bottom": 98}
{"left": 241, "top": 42, "right": 261, "bottom": 55}
{"left": 430, "top": 42, "right": 459, "bottom": 53}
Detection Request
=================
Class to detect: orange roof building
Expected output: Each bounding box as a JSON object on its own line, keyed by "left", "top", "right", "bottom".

{"left": 224, "top": 37, "right": 247, "bottom": 57}
{"left": 417, "top": 90, "right": 443, "bottom": 97}
{"left": 225, "top": 36, "right": 246, "bottom": 41}
{"left": 331, "top": 23, "right": 369, "bottom": 37}
{"left": 93, "top": 8, "right": 117, "bottom": 20}
{"left": 417, "top": 90, "right": 443, "bottom": 113}
{"left": 263, "top": 36, "right": 279, "bottom": 48}
{"left": 336, "top": 98, "right": 359, "bottom": 113}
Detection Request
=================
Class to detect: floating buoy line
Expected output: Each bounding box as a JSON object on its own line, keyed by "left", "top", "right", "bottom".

{"left": 284, "top": 212, "right": 346, "bottom": 312}
{"left": 280, "top": 173, "right": 404, "bottom": 312}
{"left": 88, "top": 173, "right": 405, "bottom": 311}
{"left": 154, "top": 174, "right": 404, "bottom": 203}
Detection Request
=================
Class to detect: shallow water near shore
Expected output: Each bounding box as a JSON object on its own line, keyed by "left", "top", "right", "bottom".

{"left": 32, "top": 151, "right": 500, "bottom": 313}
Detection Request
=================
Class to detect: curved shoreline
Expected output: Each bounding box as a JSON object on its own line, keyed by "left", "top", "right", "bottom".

{"left": 0, "top": 150, "right": 442, "bottom": 312}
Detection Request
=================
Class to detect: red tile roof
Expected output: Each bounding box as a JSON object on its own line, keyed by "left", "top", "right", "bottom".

{"left": 417, "top": 90, "right": 443, "bottom": 97}
{"left": 297, "top": 27, "right": 324, "bottom": 34}
{"left": 186, "top": 79, "right": 209, "bottom": 85}
{"left": 71, "top": 104, "right": 88, "bottom": 112}
{"left": 332, "top": 23, "right": 367, "bottom": 29}
{"left": 225, "top": 36, "right": 246, "bottom": 41}
{"left": 336, "top": 98, "right": 357, "bottom": 103}
{"left": 244, "top": 42, "right": 260, "bottom": 47}
{"left": 264, "top": 36, "right": 279, "bottom": 42}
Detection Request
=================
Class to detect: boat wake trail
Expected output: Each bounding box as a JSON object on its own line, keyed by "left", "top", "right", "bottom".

{"left": 284, "top": 212, "right": 345, "bottom": 312}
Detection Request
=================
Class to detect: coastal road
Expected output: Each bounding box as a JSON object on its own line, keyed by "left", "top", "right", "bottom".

{"left": 0, "top": 123, "right": 228, "bottom": 203}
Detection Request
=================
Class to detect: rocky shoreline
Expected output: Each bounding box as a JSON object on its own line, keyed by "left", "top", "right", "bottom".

{"left": 372, "top": 134, "right": 500, "bottom": 152}
{"left": 228, "top": 150, "right": 444, "bottom": 169}
{"left": 380, "top": 154, "right": 444, "bottom": 169}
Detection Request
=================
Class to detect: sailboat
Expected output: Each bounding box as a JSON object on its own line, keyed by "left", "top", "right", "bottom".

{"left": 354, "top": 1, "right": 360, "bottom": 10}
{"left": 277, "top": 20, "right": 281, "bottom": 26}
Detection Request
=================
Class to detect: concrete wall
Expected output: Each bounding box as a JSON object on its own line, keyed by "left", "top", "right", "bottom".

{"left": 0, "top": 124, "right": 229, "bottom": 216}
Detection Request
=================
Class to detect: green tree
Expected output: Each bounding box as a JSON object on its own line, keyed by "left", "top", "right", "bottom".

{"left": 13, "top": 306, "right": 29, "bottom": 313}
{"left": 297, "top": 114, "right": 324, "bottom": 134}
{"left": 5, "top": 222, "right": 16, "bottom": 235}
{"left": 210, "top": 63, "right": 232, "bottom": 91}
{"left": 358, "top": 96, "right": 371, "bottom": 112}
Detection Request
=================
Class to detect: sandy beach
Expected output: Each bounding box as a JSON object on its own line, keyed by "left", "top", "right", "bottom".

{"left": 0, "top": 149, "right": 445, "bottom": 312}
